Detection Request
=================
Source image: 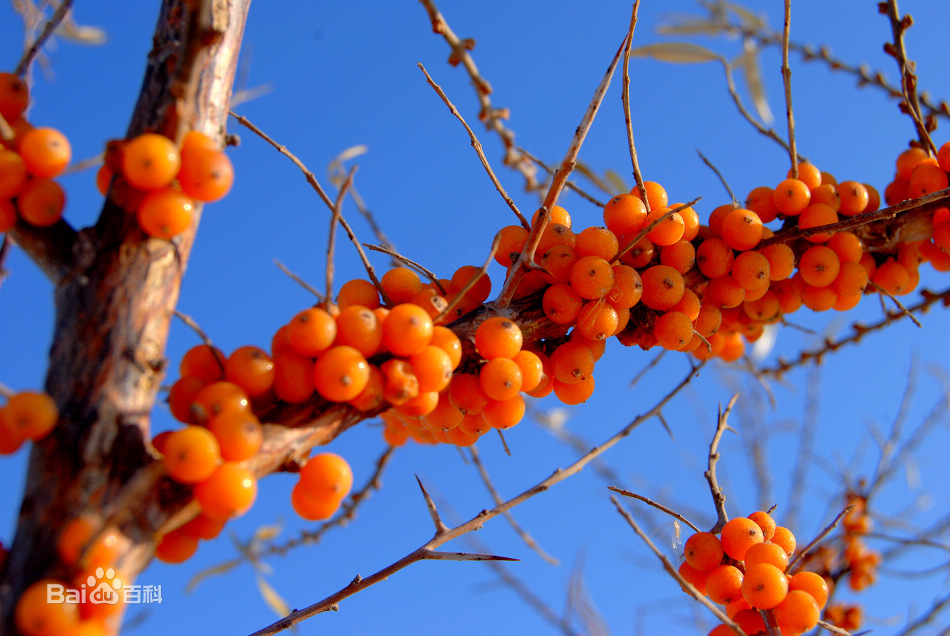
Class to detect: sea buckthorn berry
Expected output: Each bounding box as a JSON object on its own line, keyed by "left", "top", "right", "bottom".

{"left": 15, "top": 578, "right": 80, "bottom": 635}
{"left": 0, "top": 412, "right": 26, "bottom": 455}
{"left": 772, "top": 178, "right": 811, "bottom": 216}
{"left": 544, "top": 285, "right": 584, "bottom": 327}
{"left": 382, "top": 303, "right": 433, "bottom": 357}
{"left": 156, "top": 527, "right": 200, "bottom": 564}
{"left": 618, "top": 235, "right": 655, "bottom": 268}
{"left": 646, "top": 206, "right": 685, "bottom": 246}
{"left": 884, "top": 177, "right": 909, "bottom": 205}
{"left": 693, "top": 303, "right": 722, "bottom": 338}
{"left": 479, "top": 358, "right": 522, "bottom": 401}
{"left": 337, "top": 278, "right": 380, "bottom": 310}
{"left": 696, "top": 237, "right": 734, "bottom": 279}
{"left": 0, "top": 199, "right": 16, "bottom": 233}
{"left": 207, "top": 410, "right": 263, "bottom": 461}
{"left": 334, "top": 305, "right": 383, "bottom": 357}
{"left": 122, "top": 133, "right": 181, "bottom": 190}
{"left": 17, "top": 177, "right": 66, "bottom": 227}
{"left": 292, "top": 481, "right": 342, "bottom": 520}
{"left": 603, "top": 193, "right": 647, "bottom": 236}
{"left": 57, "top": 517, "right": 123, "bottom": 568}
{"left": 430, "top": 326, "right": 462, "bottom": 370}
{"left": 511, "top": 350, "right": 543, "bottom": 392}
{"left": 798, "top": 245, "right": 840, "bottom": 287}
{"left": 872, "top": 258, "right": 911, "bottom": 295}
{"left": 181, "top": 513, "right": 227, "bottom": 541}
{"left": 575, "top": 226, "right": 619, "bottom": 260}
{"left": 288, "top": 307, "right": 337, "bottom": 357}
{"left": 640, "top": 265, "right": 685, "bottom": 311}
{"left": 300, "top": 452, "right": 352, "bottom": 500}
{"left": 759, "top": 244, "right": 795, "bottom": 282}
{"left": 746, "top": 186, "right": 777, "bottom": 222}
{"left": 494, "top": 225, "right": 529, "bottom": 267}
{"left": 706, "top": 564, "right": 744, "bottom": 604}
{"left": 570, "top": 330, "right": 606, "bottom": 361}
{"left": 798, "top": 202, "right": 839, "bottom": 243}
{"left": 380, "top": 267, "right": 422, "bottom": 304}
{"left": 707, "top": 204, "right": 735, "bottom": 238}
{"left": 742, "top": 562, "right": 788, "bottom": 610}
{"left": 773, "top": 589, "right": 820, "bottom": 634}
{"left": 551, "top": 341, "right": 595, "bottom": 385}
{"left": 720, "top": 208, "right": 763, "bottom": 251}
{"left": 162, "top": 426, "right": 220, "bottom": 484}
{"left": 224, "top": 346, "right": 275, "bottom": 397}
{"left": 424, "top": 397, "right": 464, "bottom": 431}
{"left": 678, "top": 204, "right": 701, "bottom": 240}
{"left": 607, "top": 264, "right": 642, "bottom": 309}
{"left": 684, "top": 532, "right": 724, "bottom": 571}
{"left": 0, "top": 72, "right": 29, "bottom": 121}
{"left": 705, "top": 275, "right": 746, "bottom": 309}
{"left": 896, "top": 146, "right": 930, "bottom": 180}
{"left": 669, "top": 288, "right": 701, "bottom": 322}
{"left": 801, "top": 282, "right": 837, "bottom": 311}
{"left": 576, "top": 300, "right": 619, "bottom": 340}
{"left": 445, "top": 423, "right": 480, "bottom": 447}
{"left": 838, "top": 181, "right": 869, "bottom": 216}
{"left": 570, "top": 255, "right": 614, "bottom": 300}
{"left": 536, "top": 222, "right": 575, "bottom": 254}
{"left": 659, "top": 239, "right": 696, "bottom": 275}
{"left": 483, "top": 394, "right": 526, "bottom": 429}
{"left": 273, "top": 352, "right": 316, "bottom": 403}
{"left": 411, "top": 287, "right": 448, "bottom": 320}
{"left": 654, "top": 311, "right": 694, "bottom": 351}
{"left": 731, "top": 250, "right": 770, "bottom": 290}
{"left": 532, "top": 204, "right": 572, "bottom": 228}
{"left": 458, "top": 412, "right": 491, "bottom": 437}
{"left": 313, "top": 345, "right": 370, "bottom": 402}
{"left": 810, "top": 183, "right": 840, "bottom": 212}
{"left": 347, "top": 363, "right": 383, "bottom": 411}
{"left": 744, "top": 541, "right": 789, "bottom": 571}
{"left": 720, "top": 516, "right": 764, "bottom": 561}
{"left": 177, "top": 146, "right": 234, "bottom": 201}
{"left": 381, "top": 358, "right": 420, "bottom": 406}
{"left": 827, "top": 231, "right": 863, "bottom": 264}
{"left": 834, "top": 261, "right": 869, "bottom": 297}
{"left": 5, "top": 391, "right": 59, "bottom": 441}
{"left": 631, "top": 180, "right": 668, "bottom": 211}
{"left": 0, "top": 148, "right": 27, "bottom": 198}
{"left": 137, "top": 187, "right": 194, "bottom": 238}
{"left": 450, "top": 264, "right": 492, "bottom": 304}
{"left": 748, "top": 511, "right": 776, "bottom": 541}
{"left": 410, "top": 345, "right": 453, "bottom": 393}
{"left": 678, "top": 561, "right": 710, "bottom": 595}
{"left": 180, "top": 343, "right": 225, "bottom": 383}
{"left": 790, "top": 162, "right": 822, "bottom": 190}
{"left": 195, "top": 462, "right": 257, "bottom": 519}
{"left": 706, "top": 626, "right": 735, "bottom": 636}
{"left": 448, "top": 374, "right": 488, "bottom": 414}
{"left": 743, "top": 290, "right": 779, "bottom": 322}
{"left": 540, "top": 244, "right": 577, "bottom": 285}
{"left": 552, "top": 375, "right": 594, "bottom": 405}
{"left": 192, "top": 380, "right": 250, "bottom": 422}
{"left": 475, "top": 316, "right": 523, "bottom": 360}
{"left": 771, "top": 526, "right": 796, "bottom": 556}
{"left": 732, "top": 608, "right": 767, "bottom": 635}
{"left": 18, "top": 127, "right": 71, "bottom": 178}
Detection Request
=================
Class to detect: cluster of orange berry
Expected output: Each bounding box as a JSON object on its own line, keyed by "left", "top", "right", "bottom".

{"left": 102, "top": 128, "right": 233, "bottom": 239}
{"left": 0, "top": 390, "right": 59, "bottom": 454}
{"left": 0, "top": 72, "right": 72, "bottom": 230}
{"left": 677, "top": 512, "right": 829, "bottom": 635}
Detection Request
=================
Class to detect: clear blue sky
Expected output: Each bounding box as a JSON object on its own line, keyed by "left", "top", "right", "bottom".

{"left": 2, "top": 2, "right": 950, "bottom": 634}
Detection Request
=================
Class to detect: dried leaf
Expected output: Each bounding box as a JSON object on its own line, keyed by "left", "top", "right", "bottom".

{"left": 574, "top": 160, "right": 613, "bottom": 195}
{"left": 253, "top": 523, "right": 283, "bottom": 543}
{"left": 657, "top": 17, "right": 726, "bottom": 37}
{"left": 724, "top": 2, "right": 767, "bottom": 30}
{"left": 735, "top": 43, "right": 773, "bottom": 125}
{"left": 256, "top": 575, "right": 291, "bottom": 619}
{"left": 335, "top": 144, "right": 369, "bottom": 165}
{"left": 185, "top": 558, "right": 243, "bottom": 594}
{"left": 56, "top": 21, "right": 107, "bottom": 45}
{"left": 604, "top": 169, "right": 629, "bottom": 195}
{"left": 628, "top": 42, "right": 721, "bottom": 65}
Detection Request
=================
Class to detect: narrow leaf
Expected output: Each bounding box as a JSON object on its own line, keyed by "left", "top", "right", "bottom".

{"left": 735, "top": 44, "right": 773, "bottom": 125}
{"left": 256, "top": 575, "right": 291, "bottom": 619}
{"left": 628, "top": 43, "right": 721, "bottom": 65}
{"left": 604, "top": 169, "right": 629, "bottom": 195}
{"left": 657, "top": 18, "right": 727, "bottom": 37}
{"left": 185, "top": 558, "right": 243, "bottom": 594}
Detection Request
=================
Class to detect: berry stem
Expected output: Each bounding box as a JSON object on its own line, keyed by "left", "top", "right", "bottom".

{"left": 781, "top": 0, "right": 799, "bottom": 179}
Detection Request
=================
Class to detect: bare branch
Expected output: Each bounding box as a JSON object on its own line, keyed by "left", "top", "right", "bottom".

{"left": 706, "top": 394, "right": 739, "bottom": 534}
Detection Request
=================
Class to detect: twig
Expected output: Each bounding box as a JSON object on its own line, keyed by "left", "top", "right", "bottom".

{"left": 470, "top": 446, "right": 559, "bottom": 565}
{"left": 780, "top": 0, "right": 798, "bottom": 178}
{"left": 607, "top": 486, "right": 701, "bottom": 533}
{"left": 173, "top": 310, "right": 226, "bottom": 373}
{"left": 895, "top": 592, "right": 950, "bottom": 636}
{"left": 706, "top": 394, "right": 739, "bottom": 534}
{"left": 418, "top": 63, "right": 529, "bottom": 230}
{"left": 517, "top": 147, "right": 606, "bottom": 207}
{"left": 229, "top": 111, "right": 391, "bottom": 306}
{"left": 787, "top": 505, "right": 853, "bottom": 573}
{"left": 628, "top": 350, "right": 666, "bottom": 389}
{"left": 614, "top": 198, "right": 702, "bottom": 264}
{"left": 15, "top": 0, "right": 74, "bottom": 76}
{"left": 435, "top": 233, "right": 499, "bottom": 323}
{"left": 326, "top": 166, "right": 356, "bottom": 305}
{"left": 610, "top": 497, "right": 744, "bottom": 635}
{"left": 496, "top": 35, "right": 627, "bottom": 307}
{"left": 273, "top": 259, "right": 324, "bottom": 300}
{"left": 363, "top": 244, "right": 445, "bottom": 295}
{"left": 697, "top": 150, "right": 738, "bottom": 207}
{"left": 0, "top": 234, "right": 13, "bottom": 293}
{"left": 621, "top": 1, "right": 650, "bottom": 210}
{"left": 869, "top": 281, "right": 923, "bottom": 328}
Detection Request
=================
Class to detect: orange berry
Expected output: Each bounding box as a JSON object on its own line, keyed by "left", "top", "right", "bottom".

{"left": 543, "top": 283, "right": 584, "bottom": 324}
{"left": 511, "top": 350, "right": 543, "bottom": 392}
{"left": 885, "top": 177, "right": 909, "bottom": 205}
{"left": 606, "top": 264, "right": 643, "bottom": 309}
{"left": 733, "top": 608, "right": 767, "bottom": 634}
{"left": 677, "top": 203, "right": 701, "bottom": 240}
{"left": 551, "top": 341, "right": 595, "bottom": 385}
{"left": 291, "top": 481, "right": 342, "bottom": 520}
{"left": 191, "top": 380, "right": 249, "bottom": 422}
{"left": 758, "top": 243, "right": 795, "bottom": 281}
{"left": 744, "top": 541, "right": 789, "bottom": 571}
{"left": 18, "top": 127, "right": 71, "bottom": 178}
{"left": 618, "top": 235, "right": 655, "bottom": 268}
{"left": 552, "top": 375, "right": 594, "bottom": 405}
{"left": 424, "top": 397, "right": 464, "bottom": 431}
{"left": 380, "top": 267, "right": 422, "bottom": 304}
{"left": 380, "top": 358, "right": 420, "bottom": 406}
{"left": 532, "top": 204, "right": 572, "bottom": 228}
{"left": 603, "top": 193, "right": 647, "bottom": 236}
{"left": 631, "top": 180, "right": 668, "bottom": 211}
{"left": 746, "top": 186, "right": 777, "bottom": 222}
{"left": 536, "top": 222, "right": 575, "bottom": 255}
{"left": 181, "top": 513, "right": 227, "bottom": 541}
{"left": 382, "top": 303, "right": 433, "bottom": 357}
{"left": 798, "top": 245, "right": 840, "bottom": 287}
{"left": 122, "top": 133, "right": 181, "bottom": 190}
{"left": 162, "top": 425, "right": 220, "bottom": 484}
{"left": 790, "top": 162, "right": 822, "bottom": 190}
{"left": 0, "top": 409, "right": 24, "bottom": 454}
{"left": 300, "top": 452, "right": 352, "bottom": 500}
{"left": 748, "top": 511, "right": 776, "bottom": 541}
{"left": 827, "top": 231, "right": 863, "bottom": 263}
{"left": 696, "top": 237, "right": 735, "bottom": 279}
{"left": 771, "top": 526, "right": 797, "bottom": 556}
{"left": 177, "top": 146, "right": 234, "bottom": 201}
{"left": 773, "top": 589, "right": 820, "bottom": 634}
{"left": 313, "top": 345, "right": 370, "bottom": 402}
{"left": 720, "top": 208, "right": 763, "bottom": 251}
{"left": 288, "top": 307, "right": 337, "bottom": 357}
{"left": 207, "top": 410, "right": 263, "bottom": 461}
{"left": 430, "top": 326, "right": 462, "bottom": 370}
{"left": 494, "top": 225, "right": 529, "bottom": 267}
{"left": 801, "top": 282, "right": 837, "bottom": 312}
{"left": 864, "top": 183, "right": 881, "bottom": 212}
{"left": 195, "top": 462, "right": 257, "bottom": 519}
{"left": 798, "top": 202, "right": 839, "bottom": 243}
{"left": 450, "top": 264, "right": 492, "bottom": 304}
{"left": 57, "top": 517, "right": 123, "bottom": 568}
{"left": 693, "top": 302, "right": 722, "bottom": 337}
{"left": 136, "top": 188, "right": 194, "bottom": 239}
{"left": 0, "top": 198, "right": 16, "bottom": 233}
{"left": 180, "top": 343, "right": 225, "bottom": 383}
{"left": 448, "top": 374, "right": 488, "bottom": 415}
{"left": 640, "top": 265, "right": 685, "bottom": 311}
{"left": 410, "top": 345, "right": 453, "bottom": 393}
{"left": 654, "top": 311, "right": 694, "bottom": 351}
{"left": 334, "top": 305, "right": 383, "bottom": 357}
{"left": 570, "top": 255, "right": 615, "bottom": 300}
{"left": 705, "top": 275, "right": 746, "bottom": 309}
{"left": 17, "top": 177, "right": 65, "bottom": 227}
{"left": 872, "top": 258, "right": 911, "bottom": 295}
{"left": 156, "top": 527, "right": 200, "bottom": 563}
{"left": 15, "top": 578, "right": 79, "bottom": 635}
{"left": 896, "top": 146, "right": 930, "bottom": 180}
{"left": 678, "top": 561, "right": 710, "bottom": 595}
{"left": 742, "top": 562, "right": 788, "bottom": 610}
{"left": 272, "top": 352, "right": 315, "bottom": 403}
{"left": 575, "top": 226, "right": 619, "bottom": 260}
{"left": 838, "top": 181, "right": 869, "bottom": 216}
{"left": 684, "top": 531, "right": 724, "bottom": 571}
{"left": 5, "top": 391, "right": 59, "bottom": 441}
{"left": 834, "top": 261, "right": 869, "bottom": 297}
{"left": 720, "top": 516, "right": 764, "bottom": 561}
{"left": 224, "top": 346, "right": 274, "bottom": 397}
{"left": 810, "top": 183, "right": 840, "bottom": 212}
{"left": 575, "top": 300, "right": 619, "bottom": 341}
{"left": 706, "top": 564, "right": 744, "bottom": 604}
{"left": 659, "top": 239, "right": 696, "bottom": 274}
{"left": 347, "top": 363, "right": 384, "bottom": 411}
{"left": 645, "top": 206, "right": 685, "bottom": 246}
{"left": 479, "top": 358, "right": 523, "bottom": 401}
{"left": 0, "top": 148, "right": 27, "bottom": 198}
{"left": 482, "top": 394, "right": 526, "bottom": 429}
{"left": 732, "top": 250, "right": 771, "bottom": 290}
{"left": 475, "top": 316, "right": 523, "bottom": 360}
{"left": 337, "top": 278, "right": 380, "bottom": 310}
{"left": 670, "top": 287, "right": 701, "bottom": 321}
{"left": 772, "top": 178, "right": 811, "bottom": 216}
{"left": 0, "top": 72, "right": 29, "bottom": 121}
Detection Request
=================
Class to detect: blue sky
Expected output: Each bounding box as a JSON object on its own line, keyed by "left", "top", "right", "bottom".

{"left": 2, "top": 2, "right": 950, "bottom": 634}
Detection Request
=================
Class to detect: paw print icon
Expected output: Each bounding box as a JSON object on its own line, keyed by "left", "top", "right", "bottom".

{"left": 87, "top": 567, "right": 123, "bottom": 605}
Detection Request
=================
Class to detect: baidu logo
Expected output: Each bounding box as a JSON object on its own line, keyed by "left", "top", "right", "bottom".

{"left": 47, "top": 568, "right": 162, "bottom": 605}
